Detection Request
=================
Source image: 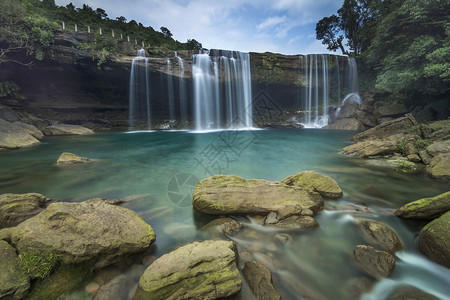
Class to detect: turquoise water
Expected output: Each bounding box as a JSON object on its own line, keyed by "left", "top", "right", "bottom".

{"left": 0, "top": 129, "right": 448, "bottom": 299}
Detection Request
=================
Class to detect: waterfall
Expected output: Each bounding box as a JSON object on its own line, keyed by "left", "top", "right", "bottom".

{"left": 300, "top": 54, "right": 359, "bottom": 128}
{"left": 193, "top": 50, "right": 253, "bottom": 131}
{"left": 175, "top": 52, "right": 188, "bottom": 128}
{"left": 129, "top": 49, "right": 151, "bottom": 129}
{"left": 166, "top": 59, "right": 175, "bottom": 121}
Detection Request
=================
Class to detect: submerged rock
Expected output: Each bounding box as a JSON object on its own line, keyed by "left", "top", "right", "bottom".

{"left": 353, "top": 245, "right": 396, "bottom": 279}
{"left": 243, "top": 260, "right": 280, "bottom": 300}
{"left": 387, "top": 285, "right": 440, "bottom": 300}
{"left": 133, "top": 240, "right": 242, "bottom": 300}
{"left": 56, "top": 152, "right": 91, "bottom": 165}
{"left": 356, "top": 219, "right": 403, "bottom": 252}
{"left": 0, "top": 193, "right": 55, "bottom": 228}
{"left": 281, "top": 170, "right": 343, "bottom": 199}
{"left": 199, "top": 217, "right": 242, "bottom": 238}
{"left": 418, "top": 211, "right": 450, "bottom": 267}
{"left": 193, "top": 175, "right": 324, "bottom": 215}
{"left": 0, "top": 118, "right": 41, "bottom": 151}
{"left": 0, "top": 199, "right": 155, "bottom": 268}
{"left": 394, "top": 191, "right": 450, "bottom": 220}
{"left": 43, "top": 124, "right": 94, "bottom": 136}
{"left": 94, "top": 274, "right": 131, "bottom": 300}
{"left": 0, "top": 240, "right": 30, "bottom": 299}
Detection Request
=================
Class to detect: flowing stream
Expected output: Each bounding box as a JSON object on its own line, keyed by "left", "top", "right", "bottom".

{"left": 0, "top": 129, "right": 448, "bottom": 299}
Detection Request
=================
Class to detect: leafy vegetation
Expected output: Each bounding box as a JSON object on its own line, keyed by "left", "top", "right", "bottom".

{"left": 0, "top": 81, "right": 21, "bottom": 98}
{"left": 19, "top": 251, "right": 60, "bottom": 279}
{"left": 0, "top": 0, "right": 203, "bottom": 66}
{"left": 316, "top": 0, "right": 450, "bottom": 101}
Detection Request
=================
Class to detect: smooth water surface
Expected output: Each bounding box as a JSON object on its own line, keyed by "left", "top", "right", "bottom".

{"left": 0, "top": 129, "right": 448, "bottom": 299}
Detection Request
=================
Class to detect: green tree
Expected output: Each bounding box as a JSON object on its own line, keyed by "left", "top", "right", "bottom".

{"left": 160, "top": 26, "right": 172, "bottom": 38}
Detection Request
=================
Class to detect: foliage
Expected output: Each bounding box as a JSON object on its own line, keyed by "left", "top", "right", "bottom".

{"left": 414, "top": 138, "right": 430, "bottom": 151}
{"left": 395, "top": 160, "right": 415, "bottom": 172}
{"left": 0, "top": 81, "right": 21, "bottom": 97}
{"left": 19, "top": 251, "right": 60, "bottom": 279}
{"left": 79, "top": 34, "right": 117, "bottom": 66}
{"left": 396, "top": 139, "right": 406, "bottom": 154}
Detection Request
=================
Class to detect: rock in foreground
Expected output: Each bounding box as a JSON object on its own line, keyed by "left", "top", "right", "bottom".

{"left": 418, "top": 211, "right": 450, "bottom": 267}
{"left": 281, "top": 170, "right": 343, "bottom": 199}
{"left": 243, "top": 260, "right": 281, "bottom": 300}
{"left": 0, "top": 240, "right": 30, "bottom": 299}
{"left": 193, "top": 175, "right": 324, "bottom": 215}
{"left": 0, "top": 199, "right": 155, "bottom": 269}
{"left": 394, "top": 191, "right": 450, "bottom": 220}
{"left": 133, "top": 240, "right": 242, "bottom": 300}
{"left": 0, "top": 193, "right": 55, "bottom": 228}
{"left": 56, "top": 152, "right": 91, "bottom": 165}
{"left": 353, "top": 245, "right": 396, "bottom": 279}
{"left": 43, "top": 124, "right": 94, "bottom": 136}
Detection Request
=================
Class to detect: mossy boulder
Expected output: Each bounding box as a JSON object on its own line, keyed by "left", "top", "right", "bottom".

{"left": 133, "top": 240, "right": 242, "bottom": 300}
{"left": 0, "top": 240, "right": 30, "bottom": 299}
{"left": 43, "top": 124, "right": 94, "bottom": 136}
{"left": 341, "top": 134, "right": 403, "bottom": 158}
{"left": 193, "top": 175, "right": 324, "bottom": 215}
{"left": 0, "top": 118, "right": 41, "bottom": 151}
{"left": 356, "top": 219, "right": 403, "bottom": 252}
{"left": 351, "top": 115, "right": 416, "bottom": 142}
{"left": 394, "top": 191, "right": 450, "bottom": 220}
{"left": 418, "top": 211, "right": 450, "bottom": 267}
{"left": 0, "top": 199, "right": 155, "bottom": 269}
{"left": 0, "top": 193, "right": 55, "bottom": 228}
{"left": 353, "top": 245, "right": 396, "bottom": 280}
{"left": 281, "top": 170, "right": 343, "bottom": 199}
{"left": 56, "top": 152, "right": 91, "bottom": 165}
{"left": 426, "top": 153, "right": 450, "bottom": 181}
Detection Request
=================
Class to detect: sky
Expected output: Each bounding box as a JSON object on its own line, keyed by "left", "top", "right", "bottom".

{"left": 54, "top": 0, "right": 343, "bottom": 55}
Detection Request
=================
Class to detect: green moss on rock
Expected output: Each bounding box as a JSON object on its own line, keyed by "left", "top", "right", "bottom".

{"left": 418, "top": 211, "right": 450, "bottom": 267}
{"left": 0, "top": 240, "right": 30, "bottom": 299}
{"left": 281, "top": 170, "right": 343, "bottom": 199}
{"left": 394, "top": 191, "right": 450, "bottom": 220}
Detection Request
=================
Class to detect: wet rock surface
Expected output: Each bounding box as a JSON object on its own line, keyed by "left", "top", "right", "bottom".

{"left": 418, "top": 211, "right": 450, "bottom": 267}
{"left": 353, "top": 245, "right": 396, "bottom": 279}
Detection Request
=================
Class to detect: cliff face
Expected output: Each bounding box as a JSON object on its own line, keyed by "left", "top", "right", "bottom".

{"left": 0, "top": 30, "right": 352, "bottom": 130}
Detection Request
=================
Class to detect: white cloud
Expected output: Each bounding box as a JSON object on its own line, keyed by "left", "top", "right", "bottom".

{"left": 257, "top": 16, "right": 287, "bottom": 30}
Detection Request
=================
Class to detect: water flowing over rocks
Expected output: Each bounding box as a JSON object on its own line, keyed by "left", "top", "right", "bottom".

{"left": 353, "top": 245, "right": 396, "bottom": 279}
{"left": 43, "top": 124, "right": 94, "bottom": 136}
{"left": 199, "top": 217, "right": 242, "bottom": 238}
{"left": 0, "top": 240, "right": 30, "bottom": 300}
{"left": 242, "top": 260, "right": 281, "bottom": 300}
{"left": 56, "top": 152, "right": 91, "bottom": 165}
{"left": 0, "top": 193, "right": 56, "bottom": 228}
{"left": 394, "top": 191, "right": 450, "bottom": 219}
{"left": 0, "top": 199, "right": 155, "bottom": 269}
{"left": 356, "top": 219, "right": 403, "bottom": 252}
{"left": 133, "top": 240, "right": 242, "bottom": 300}
{"left": 418, "top": 211, "right": 450, "bottom": 267}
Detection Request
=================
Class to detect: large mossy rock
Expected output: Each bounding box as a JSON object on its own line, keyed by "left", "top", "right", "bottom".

{"left": 0, "top": 119, "right": 41, "bottom": 151}
{"left": 351, "top": 115, "right": 416, "bottom": 142}
{"left": 341, "top": 134, "right": 402, "bottom": 157}
{"left": 133, "top": 240, "right": 242, "bottom": 300}
{"left": 324, "top": 118, "right": 365, "bottom": 131}
{"left": 394, "top": 191, "right": 450, "bottom": 219}
{"left": 193, "top": 175, "right": 324, "bottom": 215}
{"left": 56, "top": 152, "right": 91, "bottom": 165}
{"left": 418, "top": 211, "right": 450, "bottom": 267}
{"left": 353, "top": 245, "right": 396, "bottom": 280}
{"left": 281, "top": 170, "right": 343, "bottom": 199}
{"left": 0, "top": 199, "right": 155, "bottom": 268}
{"left": 356, "top": 219, "right": 403, "bottom": 252}
{"left": 0, "top": 240, "right": 30, "bottom": 299}
{"left": 43, "top": 124, "right": 94, "bottom": 136}
{"left": 0, "top": 193, "right": 55, "bottom": 228}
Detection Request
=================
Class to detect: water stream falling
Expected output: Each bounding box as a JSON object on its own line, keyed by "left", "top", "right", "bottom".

{"left": 192, "top": 50, "right": 253, "bottom": 131}
{"left": 129, "top": 49, "right": 151, "bottom": 129}
{"left": 175, "top": 52, "right": 188, "bottom": 128}
{"left": 166, "top": 58, "right": 175, "bottom": 122}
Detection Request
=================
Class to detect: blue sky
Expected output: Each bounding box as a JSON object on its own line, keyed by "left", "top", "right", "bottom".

{"left": 55, "top": 0, "right": 343, "bottom": 55}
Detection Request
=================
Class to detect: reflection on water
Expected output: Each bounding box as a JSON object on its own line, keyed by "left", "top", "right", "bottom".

{"left": 0, "top": 129, "right": 448, "bottom": 299}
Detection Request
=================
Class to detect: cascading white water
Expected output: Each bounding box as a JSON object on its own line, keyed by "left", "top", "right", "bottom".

{"left": 175, "top": 52, "right": 188, "bottom": 128}
{"left": 129, "top": 49, "right": 151, "bottom": 129}
{"left": 192, "top": 50, "right": 253, "bottom": 131}
{"left": 166, "top": 58, "right": 175, "bottom": 121}
{"left": 300, "top": 54, "right": 360, "bottom": 128}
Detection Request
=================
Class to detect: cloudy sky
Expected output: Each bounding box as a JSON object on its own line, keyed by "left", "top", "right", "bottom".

{"left": 55, "top": 0, "right": 343, "bottom": 55}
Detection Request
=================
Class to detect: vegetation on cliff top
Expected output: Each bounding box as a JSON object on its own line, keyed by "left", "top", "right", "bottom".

{"left": 316, "top": 0, "right": 450, "bottom": 101}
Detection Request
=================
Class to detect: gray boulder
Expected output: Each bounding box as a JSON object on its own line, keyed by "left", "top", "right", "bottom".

{"left": 325, "top": 118, "right": 365, "bottom": 131}
{"left": 353, "top": 245, "right": 396, "bottom": 279}
{"left": 341, "top": 134, "right": 402, "bottom": 157}
{"left": 356, "top": 219, "right": 403, "bottom": 252}
{"left": 0, "top": 193, "right": 55, "bottom": 228}
{"left": 0, "top": 240, "right": 30, "bottom": 299}
{"left": 0, "top": 119, "right": 40, "bottom": 151}
{"left": 12, "top": 122, "right": 44, "bottom": 139}
{"left": 43, "top": 124, "right": 94, "bottom": 136}
{"left": 418, "top": 211, "right": 450, "bottom": 267}
{"left": 133, "top": 240, "right": 242, "bottom": 300}
{"left": 351, "top": 115, "right": 416, "bottom": 142}
{"left": 426, "top": 153, "right": 450, "bottom": 181}
{"left": 243, "top": 260, "right": 280, "bottom": 300}
{"left": 0, "top": 199, "right": 155, "bottom": 269}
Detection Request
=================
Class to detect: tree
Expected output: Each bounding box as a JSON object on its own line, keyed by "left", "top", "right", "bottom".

{"left": 66, "top": 2, "right": 75, "bottom": 11}
{"left": 160, "top": 26, "right": 172, "bottom": 38}
{"left": 186, "top": 39, "right": 202, "bottom": 50}
{"left": 116, "top": 16, "right": 127, "bottom": 23}
{"left": 95, "top": 8, "right": 108, "bottom": 20}
{"left": 316, "top": 15, "right": 348, "bottom": 55}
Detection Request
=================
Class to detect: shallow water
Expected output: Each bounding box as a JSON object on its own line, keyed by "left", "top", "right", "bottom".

{"left": 0, "top": 129, "right": 448, "bottom": 299}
